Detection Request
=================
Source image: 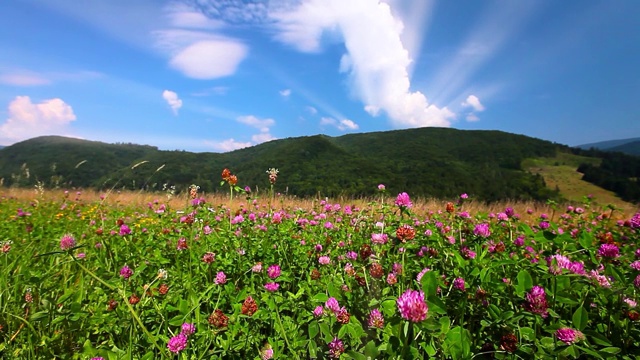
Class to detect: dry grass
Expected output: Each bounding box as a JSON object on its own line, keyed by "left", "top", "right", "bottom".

{"left": 2, "top": 186, "right": 635, "bottom": 222}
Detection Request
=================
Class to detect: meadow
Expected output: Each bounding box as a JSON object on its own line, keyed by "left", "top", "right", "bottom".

{"left": 0, "top": 169, "right": 639, "bottom": 359}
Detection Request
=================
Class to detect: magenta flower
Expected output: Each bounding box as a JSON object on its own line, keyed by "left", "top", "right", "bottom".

{"left": 261, "top": 344, "right": 274, "bottom": 360}
{"left": 368, "top": 308, "right": 384, "bottom": 329}
{"left": 524, "top": 285, "right": 548, "bottom": 318}
{"left": 397, "top": 289, "right": 428, "bottom": 322}
{"left": 119, "top": 224, "right": 131, "bottom": 236}
{"left": 202, "top": 252, "right": 215, "bottom": 264}
{"left": 167, "top": 333, "right": 188, "bottom": 353}
{"left": 59, "top": 234, "right": 76, "bottom": 251}
{"left": 215, "top": 271, "right": 227, "bottom": 285}
{"left": 313, "top": 305, "right": 324, "bottom": 317}
{"left": 264, "top": 282, "right": 280, "bottom": 292}
{"left": 318, "top": 256, "right": 331, "bottom": 265}
{"left": 267, "top": 264, "right": 281, "bottom": 279}
{"left": 453, "top": 277, "right": 466, "bottom": 291}
{"left": 176, "top": 237, "right": 188, "bottom": 251}
{"left": 325, "top": 297, "right": 340, "bottom": 313}
{"left": 371, "top": 233, "right": 388, "bottom": 245}
{"left": 473, "top": 223, "right": 491, "bottom": 238}
{"left": 328, "top": 337, "right": 345, "bottom": 358}
{"left": 181, "top": 322, "right": 196, "bottom": 337}
{"left": 555, "top": 327, "right": 584, "bottom": 345}
{"left": 630, "top": 211, "right": 640, "bottom": 228}
{"left": 394, "top": 192, "right": 413, "bottom": 208}
{"left": 416, "top": 267, "right": 430, "bottom": 282}
{"left": 598, "top": 243, "right": 620, "bottom": 258}
{"left": 119, "top": 265, "right": 133, "bottom": 280}
{"left": 378, "top": 184, "right": 386, "bottom": 191}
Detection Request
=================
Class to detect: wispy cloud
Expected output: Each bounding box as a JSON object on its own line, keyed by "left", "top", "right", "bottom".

{"left": 0, "top": 96, "right": 76, "bottom": 145}
{"left": 204, "top": 138, "right": 252, "bottom": 152}
{"left": 0, "top": 68, "right": 102, "bottom": 86}
{"left": 271, "top": 0, "right": 454, "bottom": 129}
{"left": 162, "top": 90, "right": 183, "bottom": 115}
{"left": 236, "top": 115, "right": 275, "bottom": 133}
{"left": 279, "top": 88, "right": 291, "bottom": 97}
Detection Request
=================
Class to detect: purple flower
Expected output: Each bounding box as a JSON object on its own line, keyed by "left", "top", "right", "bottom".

{"left": 167, "top": 333, "right": 188, "bottom": 353}
{"left": 453, "top": 277, "right": 466, "bottom": 291}
{"left": 635, "top": 274, "right": 640, "bottom": 288}
{"left": 416, "top": 267, "right": 430, "bottom": 282}
{"left": 325, "top": 297, "right": 340, "bottom": 313}
{"left": 328, "top": 337, "right": 345, "bottom": 358}
{"left": 371, "top": 233, "right": 388, "bottom": 245}
{"left": 460, "top": 193, "right": 469, "bottom": 199}
{"left": 555, "top": 327, "right": 584, "bottom": 345}
{"left": 60, "top": 234, "right": 76, "bottom": 251}
{"left": 119, "top": 224, "right": 131, "bottom": 236}
{"left": 346, "top": 251, "right": 357, "bottom": 260}
{"left": 598, "top": 243, "right": 619, "bottom": 258}
{"left": 119, "top": 265, "right": 133, "bottom": 280}
{"left": 313, "top": 305, "right": 324, "bottom": 317}
{"left": 539, "top": 221, "right": 550, "bottom": 230}
{"left": 368, "top": 308, "right": 384, "bottom": 329}
{"left": 261, "top": 344, "right": 274, "bottom": 360}
{"left": 631, "top": 261, "right": 640, "bottom": 271}
{"left": 264, "top": 282, "right": 280, "bottom": 292}
{"left": 630, "top": 211, "right": 640, "bottom": 228}
{"left": 215, "top": 271, "right": 227, "bottom": 285}
{"left": 181, "top": 323, "right": 196, "bottom": 337}
{"left": 397, "top": 289, "right": 428, "bottom": 322}
{"left": 202, "top": 252, "right": 215, "bottom": 264}
{"left": 378, "top": 184, "right": 386, "bottom": 191}
{"left": 90, "top": 358, "right": 105, "bottom": 360}
{"left": 473, "top": 223, "right": 491, "bottom": 238}
{"left": 524, "top": 285, "right": 548, "bottom": 318}
{"left": 394, "top": 192, "right": 413, "bottom": 208}
{"left": 267, "top": 264, "right": 281, "bottom": 279}
{"left": 318, "top": 256, "right": 331, "bottom": 265}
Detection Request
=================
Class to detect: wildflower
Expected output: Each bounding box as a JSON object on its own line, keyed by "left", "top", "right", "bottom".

{"left": 202, "top": 252, "right": 215, "bottom": 264}
{"left": 369, "top": 263, "right": 384, "bottom": 278}
{"left": 589, "top": 271, "right": 612, "bottom": 288}
{"left": 318, "top": 256, "right": 331, "bottom": 265}
{"left": 453, "top": 277, "right": 466, "bottom": 292}
{"left": 336, "top": 307, "right": 350, "bottom": 324}
{"left": 228, "top": 175, "right": 238, "bottom": 185}
{"left": 157, "top": 269, "right": 168, "bottom": 280}
{"left": 252, "top": 262, "right": 263, "bottom": 273}
{"left": 394, "top": 192, "right": 413, "bottom": 208}
{"left": 262, "top": 344, "right": 274, "bottom": 360}
{"left": 24, "top": 289, "right": 33, "bottom": 303}
{"left": 368, "top": 308, "right": 384, "bottom": 329}
{"left": 266, "top": 168, "right": 279, "bottom": 184}
{"left": 215, "top": 271, "right": 227, "bottom": 285}
{"left": 598, "top": 243, "right": 620, "bottom": 258}
{"left": 167, "top": 333, "right": 188, "bottom": 353}
{"left": 396, "top": 224, "right": 416, "bottom": 242}
{"left": 555, "top": 327, "right": 584, "bottom": 345}
{"left": 360, "top": 244, "right": 373, "bottom": 259}
{"left": 624, "top": 298, "right": 637, "bottom": 308}
{"left": 539, "top": 221, "right": 550, "bottom": 230}
{"left": 129, "top": 294, "right": 140, "bottom": 305}
{"left": 346, "top": 251, "right": 357, "bottom": 260}
{"left": 107, "top": 299, "right": 118, "bottom": 311}
{"left": 120, "top": 265, "right": 133, "bottom": 280}
{"left": 387, "top": 273, "right": 397, "bottom": 285}
{"left": 176, "top": 237, "right": 188, "bottom": 251}
{"left": 460, "top": 193, "right": 468, "bottom": 199}
{"left": 524, "top": 286, "right": 548, "bottom": 318}
{"left": 91, "top": 358, "right": 105, "bottom": 360}
{"left": 461, "top": 246, "right": 476, "bottom": 259}
{"left": 181, "top": 323, "right": 196, "bottom": 337}
{"left": 189, "top": 184, "right": 199, "bottom": 199}
{"left": 325, "top": 297, "right": 340, "bottom": 313}
{"left": 208, "top": 309, "right": 228, "bottom": 328}
{"left": 371, "top": 233, "right": 388, "bottom": 245}
{"left": 310, "top": 268, "right": 321, "bottom": 280}
{"left": 221, "top": 168, "right": 232, "bottom": 181}
{"left": 500, "top": 333, "right": 518, "bottom": 353}
{"left": 241, "top": 296, "right": 258, "bottom": 316}
{"left": 397, "top": 289, "right": 428, "bottom": 322}
{"left": 119, "top": 224, "right": 131, "bottom": 236}
{"left": 514, "top": 236, "right": 525, "bottom": 246}
{"left": 267, "top": 264, "right": 281, "bottom": 279}
{"left": 59, "top": 234, "right": 76, "bottom": 251}
{"left": 630, "top": 211, "right": 640, "bottom": 228}
{"left": 377, "top": 184, "right": 385, "bottom": 191}
{"left": 473, "top": 223, "right": 491, "bottom": 238}
{"left": 264, "top": 282, "right": 280, "bottom": 292}
{"left": 344, "top": 263, "right": 355, "bottom": 276}
{"left": 1, "top": 241, "right": 11, "bottom": 253}
{"left": 313, "top": 305, "right": 324, "bottom": 317}
{"left": 158, "top": 283, "right": 169, "bottom": 295}
{"left": 632, "top": 261, "right": 640, "bottom": 271}
{"left": 416, "top": 267, "right": 430, "bottom": 282}
{"left": 328, "top": 337, "right": 345, "bottom": 358}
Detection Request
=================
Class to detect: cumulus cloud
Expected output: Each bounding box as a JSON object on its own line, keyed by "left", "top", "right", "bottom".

{"left": 462, "top": 95, "right": 485, "bottom": 112}
{"left": 320, "top": 117, "right": 359, "bottom": 131}
{"left": 0, "top": 96, "right": 76, "bottom": 144}
{"left": 271, "top": 0, "right": 454, "bottom": 128}
{"left": 206, "top": 138, "right": 252, "bottom": 152}
{"left": 279, "top": 89, "right": 291, "bottom": 97}
{"left": 162, "top": 90, "right": 183, "bottom": 114}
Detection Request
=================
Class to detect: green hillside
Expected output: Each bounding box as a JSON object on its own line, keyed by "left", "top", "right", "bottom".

{"left": 0, "top": 129, "right": 634, "bottom": 203}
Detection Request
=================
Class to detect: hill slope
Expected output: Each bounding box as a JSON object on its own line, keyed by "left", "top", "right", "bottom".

{"left": 0, "top": 129, "right": 621, "bottom": 202}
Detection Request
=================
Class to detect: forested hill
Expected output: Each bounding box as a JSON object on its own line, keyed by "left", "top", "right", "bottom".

{"left": 0, "top": 128, "right": 623, "bottom": 202}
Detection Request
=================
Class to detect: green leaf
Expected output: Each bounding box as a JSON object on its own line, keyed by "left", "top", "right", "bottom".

{"left": 439, "top": 316, "right": 450, "bottom": 335}
{"left": 516, "top": 270, "right": 533, "bottom": 295}
{"left": 363, "top": 340, "right": 380, "bottom": 359}
{"left": 427, "top": 295, "right": 447, "bottom": 315}
{"left": 311, "top": 293, "right": 329, "bottom": 303}
{"left": 599, "top": 347, "right": 621, "bottom": 355}
{"left": 308, "top": 320, "right": 319, "bottom": 339}
{"left": 345, "top": 350, "right": 366, "bottom": 360}
{"left": 572, "top": 306, "right": 588, "bottom": 331}
{"left": 421, "top": 270, "right": 438, "bottom": 298}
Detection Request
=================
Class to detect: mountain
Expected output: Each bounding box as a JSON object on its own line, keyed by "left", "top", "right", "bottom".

{"left": 577, "top": 137, "right": 640, "bottom": 155}
{"left": 0, "top": 129, "right": 629, "bottom": 202}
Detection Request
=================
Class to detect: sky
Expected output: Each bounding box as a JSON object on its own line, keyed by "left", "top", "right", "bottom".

{"left": 0, "top": 0, "right": 638, "bottom": 153}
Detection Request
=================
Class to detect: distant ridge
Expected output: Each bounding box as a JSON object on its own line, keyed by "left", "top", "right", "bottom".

{"left": 577, "top": 137, "right": 640, "bottom": 155}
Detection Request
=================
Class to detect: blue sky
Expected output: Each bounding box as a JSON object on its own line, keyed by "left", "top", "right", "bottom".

{"left": 0, "top": 0, "right": 638, "bottom": 152}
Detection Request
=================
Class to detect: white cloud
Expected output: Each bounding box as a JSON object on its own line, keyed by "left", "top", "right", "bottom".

{"left": 462, "top": 95, "right": 485, "bottom": 112}
{"left": 0, "top": 73, "right": 51, "bottom": 86}
{"left": 0, "top": 68, "right": 103, "bottom": 87}
{"left": 0, "top": 96, "right": 76, "bottom": 144}
{"left": 252, "top": 131, "right": 276, "bottom": 144}
{"left": 169, "top": 40, "right": 247, "bottom": 79}
{"left": 320, "top": 117, "right": 359, "bottom": 131}
{"left": 162, "top": 90, "right": 183, "bottom": 115}
{"left": 271, "top": 0, "right": 454, "bottom": 128}
{"left": 306, "top": 106, "right": 318, "bottom": 115}
{"left": 236, "top": 115, "right": 275, "bottom": 132}
{"left": 205, "top": 138, "right": 252, "bottom": 152}
{"left": 279, "top": 89, "right": 292, "bottom": 97}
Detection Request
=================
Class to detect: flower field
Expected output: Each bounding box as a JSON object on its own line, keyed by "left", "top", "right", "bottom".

{"left": 1, "top": 173, "right": 639, "bottom": 359}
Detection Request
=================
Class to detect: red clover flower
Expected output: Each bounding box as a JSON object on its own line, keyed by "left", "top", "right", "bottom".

{"left": 397, "top": 289, "right": 428, "bottom": 322}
